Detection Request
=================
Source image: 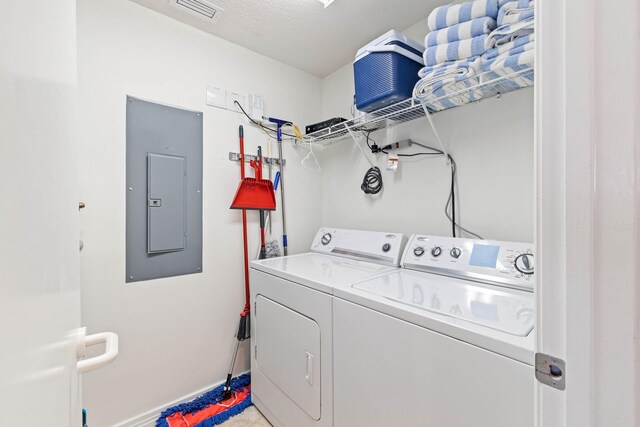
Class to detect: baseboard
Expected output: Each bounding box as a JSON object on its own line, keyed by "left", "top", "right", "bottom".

{"left": 113, "top": 370, "right": 250, "bottom": 427}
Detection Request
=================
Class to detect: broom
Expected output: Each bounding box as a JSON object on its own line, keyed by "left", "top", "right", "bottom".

{"left": 222, "top": 125, "right": 253, "bottom": 401}
{"left": 223, "top": 127, "right": 276, "bottom": 399}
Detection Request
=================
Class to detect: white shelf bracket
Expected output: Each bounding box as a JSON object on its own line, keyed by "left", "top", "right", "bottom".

{"left": 420, "top": 103, "right": 450, "bottom": 165}
{"left": 346, "top": 125, "right": 376, "bottom": 168}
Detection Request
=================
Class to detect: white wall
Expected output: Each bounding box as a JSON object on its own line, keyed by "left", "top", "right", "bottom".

{"left": 318, "top": 20, "right": 534, "bottom": 243}
{"left": 76, "top": 1, "right": 322, "bottom": 425}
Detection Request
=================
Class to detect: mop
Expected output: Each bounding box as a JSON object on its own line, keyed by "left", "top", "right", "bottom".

{"left": 155, "top": 374, "right": 252, "bottom": 427}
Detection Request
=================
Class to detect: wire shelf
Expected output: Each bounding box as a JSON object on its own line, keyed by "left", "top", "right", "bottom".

{"left": 302, "top": 65, "right": 534, "bottom": 147}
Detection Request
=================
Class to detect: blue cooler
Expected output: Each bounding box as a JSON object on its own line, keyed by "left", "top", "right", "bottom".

{"left": 354, "top": 30, "right": 425, "bottom": 113}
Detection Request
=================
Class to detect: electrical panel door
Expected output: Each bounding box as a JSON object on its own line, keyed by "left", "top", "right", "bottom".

{"left": 147, "top": 153, "right": 186, "bottom": 253}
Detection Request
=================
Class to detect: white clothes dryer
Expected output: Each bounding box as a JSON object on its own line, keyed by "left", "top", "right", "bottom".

{"left": 331, "top": 234, "right": 536, "bottom": 427}
{"left": 250, "top": 228, "right": 408, "bottom": 427}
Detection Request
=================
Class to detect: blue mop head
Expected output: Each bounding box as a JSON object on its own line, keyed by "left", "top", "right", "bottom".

{"left": 156, "top": 374, "right": 252, "bottom": 427}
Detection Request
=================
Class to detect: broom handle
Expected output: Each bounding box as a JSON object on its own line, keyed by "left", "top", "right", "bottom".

{"left": 239, "top": 126, "right": 250, "bottom": 311}
{"left": 257, "top": 146, "right": 267, "bottom": 259}
{"left": 277, "top": 126, "right": 288, "bottom": 256}
{"left": 240, "top": 126, "right": 246, "bottom": 180}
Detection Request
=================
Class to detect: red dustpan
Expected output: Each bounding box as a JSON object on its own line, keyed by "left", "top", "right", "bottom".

{"left": 230, "top": 142, "right": 276, "bottom": 211}
{"left": 230, "top": 178, "right": 276, "bottom": 210}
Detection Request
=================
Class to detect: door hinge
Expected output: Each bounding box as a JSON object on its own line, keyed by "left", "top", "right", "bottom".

{"left": 535, "top": 353, "right": 565, "bottom": 390}
{"left": 254, "top": 302, "right": 257, "bottom": 316}
{"left": 254, "top": 345, "right": 258, "bottom": 360}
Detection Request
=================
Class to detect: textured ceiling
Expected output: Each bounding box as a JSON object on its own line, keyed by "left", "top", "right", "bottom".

{"left": 131, "top": 0, "right": 448, "bottom": 77}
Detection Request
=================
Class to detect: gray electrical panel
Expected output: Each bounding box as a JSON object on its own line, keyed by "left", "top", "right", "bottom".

{"left": 126, "top": 96, "right": 203, "bottom": 282}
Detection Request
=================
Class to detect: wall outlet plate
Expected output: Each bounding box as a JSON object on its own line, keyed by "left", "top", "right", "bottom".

{"left": 226, "top": 91, "right": 245, "bottom": 113}
{"left": 206, "top": 86, "right": 225, "bottom": 109}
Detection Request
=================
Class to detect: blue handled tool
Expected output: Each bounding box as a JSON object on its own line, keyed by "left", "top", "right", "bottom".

{"left": 274, "top": 171, "right": 281, "bottom": 191}
{"left": 267, "top": 117, "right": 289, "bottom": 256}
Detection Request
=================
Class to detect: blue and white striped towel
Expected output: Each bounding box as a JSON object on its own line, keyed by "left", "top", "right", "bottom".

{"left": 483, "top": 34, "right": 534, "bottom": 60}
{"left": 498, "top": 0, "right": 535, "bottom": 25}
{"left": 424, "top": 34, "right": 493, "bottom": 66}
{"left": 428, "top": 0, "right": 499, "bottom": 31}
{"left": 482, "top": 43, "right": 534, "bottom": 70}
{"left": 418, "top": 57, "right": 481, "bottom": 79}
{"left": 498, "top": 0, "right": 533, "bottom": 9}
{"left": 480, "top": 42, "right": 534, "bottom": 89}
{"left": 414, "top": 57, "right": 484, "bottom": 111}
{"left": 486, "top": 17, "right": 534, "bottom": 46}
{"left": 426, "top": 17, "right": 497, "bottom": 47}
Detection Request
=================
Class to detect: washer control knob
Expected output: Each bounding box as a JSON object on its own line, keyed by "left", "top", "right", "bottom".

{"left": 413, "top": 246, "right": 425, "bottom": 257}
{"left": 450, "top": 247, "right": 462, "bottom": 259}
{"left": 514, "top": 253, "right": 535, "bottom": 275}
{"left": 382, "top": 243, "right": 391, "bottom": 252}
{"left": 321, "top": 233, "right": 332, "bottom": 246}
{"left": 431, "top": 246, "right": 442, "bottom": 257}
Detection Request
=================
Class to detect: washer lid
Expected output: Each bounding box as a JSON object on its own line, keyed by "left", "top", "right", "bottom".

{"left": 352, "top": 269, "right": 534, "bottom": 337}
{"left": 251, "top": 253, "right": 396, "bottom": 294}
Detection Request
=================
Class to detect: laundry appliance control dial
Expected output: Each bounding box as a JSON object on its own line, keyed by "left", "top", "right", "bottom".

{"left": 382, "top": 243, "right": 391, "bottom": 252}
{"left": 321, "top": 233, "right": 332, "bottom": 245}
{"left": 431, "top": 246, "right": 442, "bottom": 257}
{"left": 413, "top": 247, "right": 425, "bottom": 257}
{"left": 450, "top": 247, "right": 462, "bottom": 259}
{"left": 514, "top": 253, "right": 535, "bottom": 275}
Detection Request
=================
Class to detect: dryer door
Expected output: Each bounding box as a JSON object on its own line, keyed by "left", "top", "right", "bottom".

{"left": 255, "top": 295, "right": 321, "bottom": 420}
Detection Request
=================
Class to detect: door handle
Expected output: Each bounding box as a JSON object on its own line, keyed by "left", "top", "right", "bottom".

{"left": 76, "top": 327, "right": 119, "bottom": 374}
{"left": 305, "top": 351, "right": 314, "bottom": 385}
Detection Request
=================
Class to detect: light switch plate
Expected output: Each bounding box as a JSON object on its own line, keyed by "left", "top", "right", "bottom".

{"left": 206, "top": 86, "right": 226, "bottom": 109}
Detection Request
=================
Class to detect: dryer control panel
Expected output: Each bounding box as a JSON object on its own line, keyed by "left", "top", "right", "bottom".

{"left": 401, "top": 235, "right": 535, "bottom": 291}
{"left": 311, "top": 228, "right": 408, "bottom": 267}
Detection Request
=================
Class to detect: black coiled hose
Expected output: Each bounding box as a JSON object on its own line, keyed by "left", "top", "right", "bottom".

{"left": 361, "top": 166, "right": 383, "bottom": 195}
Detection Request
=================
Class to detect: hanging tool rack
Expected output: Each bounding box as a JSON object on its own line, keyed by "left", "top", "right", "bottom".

{"left": 228, "top": 152, "right": 286, "bottom": 167}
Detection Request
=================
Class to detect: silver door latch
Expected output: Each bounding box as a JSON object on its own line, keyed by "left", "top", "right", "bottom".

{"left": 148, "top": 198, "right": 162, "bottom": 207}
{"left": 535, "top": 353, "right": 565, "bottom": 390}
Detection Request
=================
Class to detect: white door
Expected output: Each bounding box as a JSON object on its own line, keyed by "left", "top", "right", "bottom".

{"left": 536, "top": 0, "right": 640, "bottom": 425}
{"left": 0, "top": 1, "right": 82, "bottom": 425}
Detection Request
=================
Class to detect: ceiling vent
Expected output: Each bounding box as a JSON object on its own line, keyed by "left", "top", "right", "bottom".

{"left": 169, "top": 0, "right": 224, "bottom": 22}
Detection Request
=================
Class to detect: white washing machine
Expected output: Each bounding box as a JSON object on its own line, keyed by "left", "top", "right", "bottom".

{"left": 250, "top": 228, "right": 408, "bottom": 427}
{"left": 331, "top": 234, "right": 536, "bottom": 427}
